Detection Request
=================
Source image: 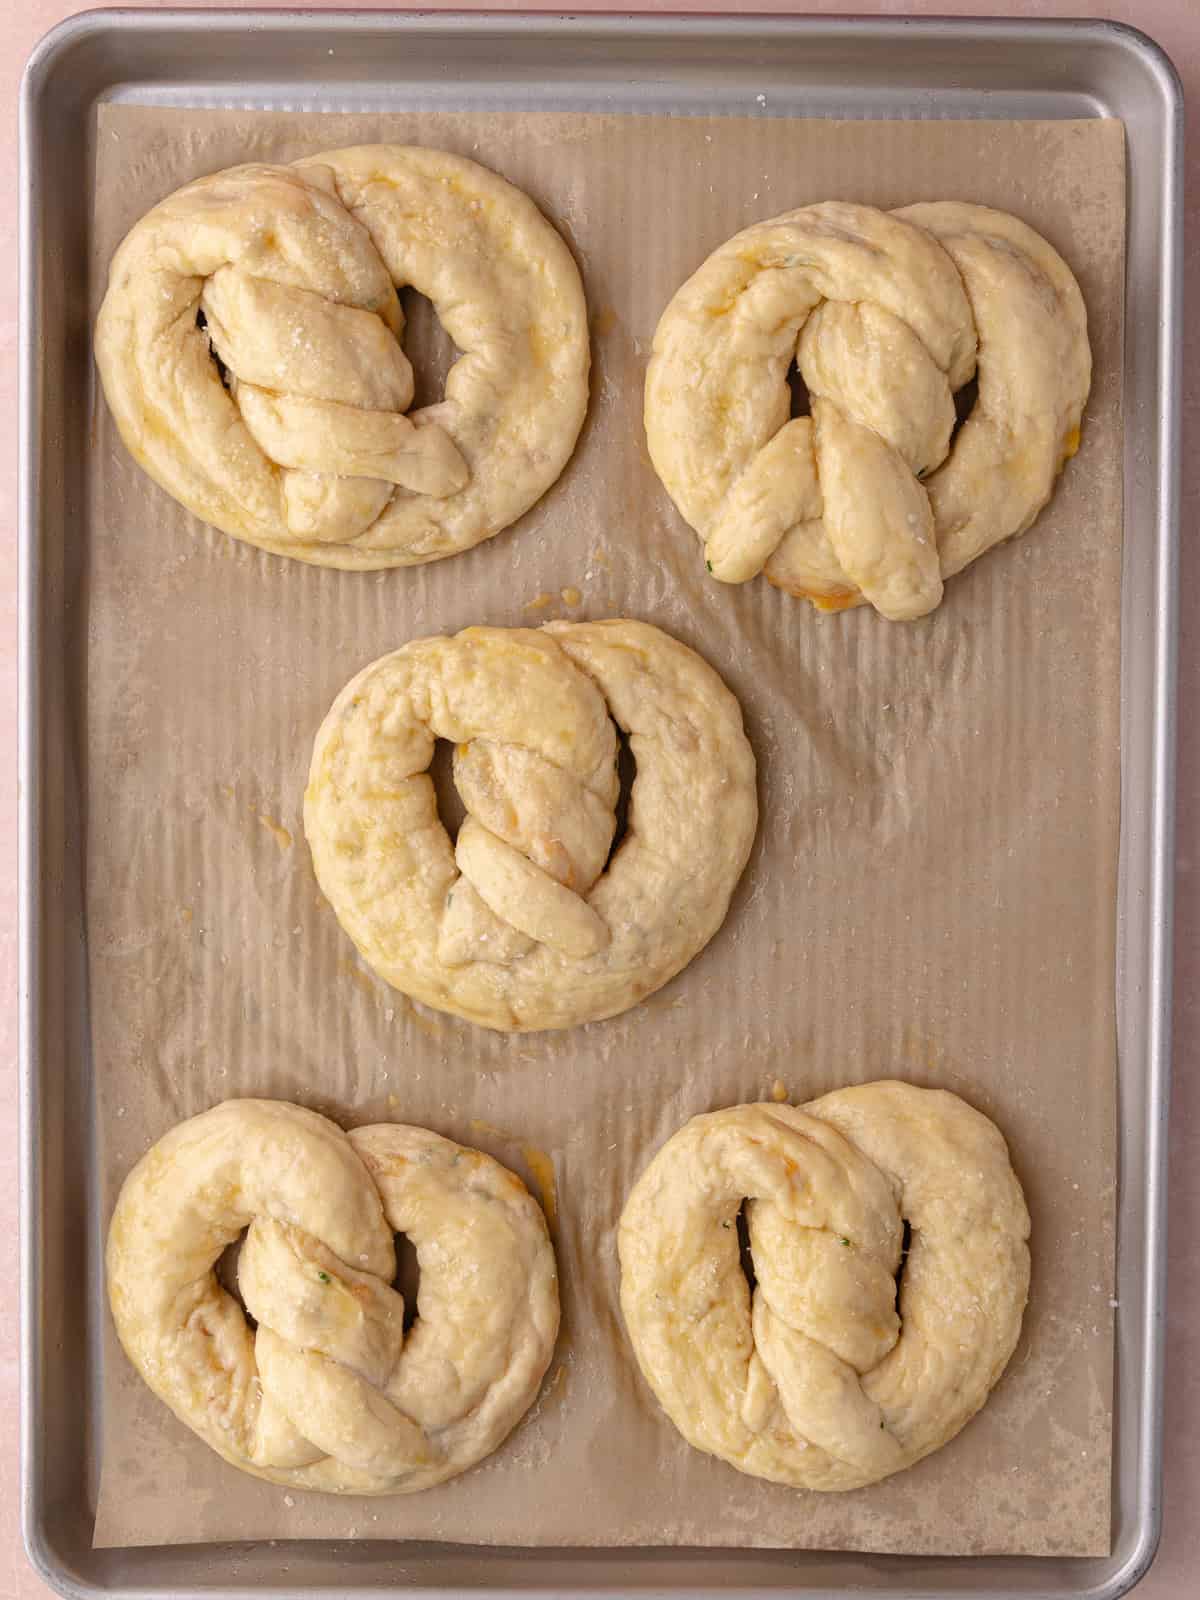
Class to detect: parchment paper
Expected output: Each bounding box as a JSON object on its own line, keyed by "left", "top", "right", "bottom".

{"left": 86, "top": 106, "right": 1125, "bottom": 1556}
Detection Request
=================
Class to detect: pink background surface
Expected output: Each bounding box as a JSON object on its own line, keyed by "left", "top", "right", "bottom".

{"left": 6, "top": 2, "right": 1196, "bottom": 1594}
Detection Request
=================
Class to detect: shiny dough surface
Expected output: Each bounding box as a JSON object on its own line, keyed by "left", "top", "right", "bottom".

{"left": 644, "top": 201, "right": 1090, "bottom": 620}
{"left": 107, "top": 1099, "right": 559, "bottom": 1494}
{"left": 618, "top": 1081, "right": 1030, "bottom": 1490}
{"left": 94, "top": 146, "right": 589, "bottom": 568}
{"left": 304, "top": 619, "right": 758, "bottom": 1032}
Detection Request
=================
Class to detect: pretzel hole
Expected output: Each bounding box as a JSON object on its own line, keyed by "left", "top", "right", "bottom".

{"left": 392, "top": 1233, "right": 421, "bottom": 1332}
{"left": 735, "top": 1200, "right": 757, "bottom": 1294}
{"left": 946, "top": 375, "right": 980, "bottom": 458}
{"left": 195, "top": 308, "right": 232, "bottom": 394}
{"left": 786, "top": 359, "right": 812, "bottom": 421}
{"left": 215, "top": 1229, "right": 256, "bottom": 1328}
{"left": 604, "top": 728, "right": 637, "bottom": 869}
{"left": 894, "top": 1219, "right": 913, "bottom": 1314}
{"left": 429, "top": 738, "right": 467, "bottom": 842}
{"left": 400, "top": 288, "right": 461, "bottom": 411}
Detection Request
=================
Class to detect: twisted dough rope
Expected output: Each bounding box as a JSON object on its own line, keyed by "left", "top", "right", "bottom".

{"left": 95, "top": 146, "right": 589, "bottom": 568}
{"left": 107, "top": 1099, "right": 559, "bottom": 1493}
{"left": 645, "top": 201, "right": 1091, "bottom": 620}
{"left": 619, "top": 1082, "right": 1030, "bottom": 1490}
{"left": 305, "top": 620, "right": 758, "bottom": 1032}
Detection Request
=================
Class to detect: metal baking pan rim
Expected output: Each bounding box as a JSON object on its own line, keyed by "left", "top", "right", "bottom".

{"left": 18, "top": 10, "right": 1183, "bottom": 1599}
{"left": 13, "top": 6, "right": 1195, "bottom": 51}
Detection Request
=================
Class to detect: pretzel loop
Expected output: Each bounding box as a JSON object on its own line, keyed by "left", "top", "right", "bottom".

{"left": 646, "top": 201, "right": 1091, "bottom": 620}
{"left": 618, "top": 1083, "right": 1031, "bottom": 1491}
{"left": 306, "top": 620, "right": 758, "bottom": 1032}
{"left": 106, "top": 1101, "right": 559, "bottom": 1494}
{"left": 95, "top": 147, "right": 589, "bottom": 568}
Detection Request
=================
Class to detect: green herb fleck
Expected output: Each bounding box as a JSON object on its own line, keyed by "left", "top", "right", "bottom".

{"left": 880, "top": 1419, "right": 885, "bottom": 1429}
{"left": 706, "top": 560, "right": 714, "bottom": 573}
{"left": 840, "top": 1237, "right": 851, "bottom": 1247}
{"left": 317, "top": 1270, "right": 331, "bottom": 1284}
{"left": 722, "top": 1219, "right": 732, "bottom": 1229}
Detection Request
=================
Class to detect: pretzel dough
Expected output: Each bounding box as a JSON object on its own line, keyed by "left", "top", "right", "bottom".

{"left": 107, "top": 1099, "right": 559, "bottom": 1493}
{"left": 645, "top": 201, "right": 1090, "bottom": 619}
{"left": 619, "top": 1082, "right": 1030, "bottom": 1490}
{"left": 94, "top": 146, "right": 589, "bottom": 568}
{"left": 305, "top": 620, "right": 758, "bottom": 1031}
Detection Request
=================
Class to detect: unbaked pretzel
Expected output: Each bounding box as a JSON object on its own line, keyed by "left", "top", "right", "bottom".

{"left": 305, "top": 619, "right": 758, "bottom": 1031}
{"left": 619, "top": 1082, "right": 1030, "bottom": 1490}
{"left": 107, "top": 1099, "right": 559, "bottom": 1493}
{"left": 645, "top": 201, "right": 1090, "bottom": 620}
{"left": 94, "top": 146, "right": 589, "bottom": 568}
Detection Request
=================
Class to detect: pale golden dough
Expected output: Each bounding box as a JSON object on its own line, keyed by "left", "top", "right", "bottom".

{"left": 304, "top": 620, "right": 758, "bottom": 1032}
{"left": 94, "top": 146, "right": 589, "bottom": 568}
{"left": 645, "top": 201, "right": 1090, "bottom": 620}
{"left": 618, "top": 1082, "right": 1030, "bottom": 1490}
{"left": 106, "top": 1100, "right": 559, "bottom": 1493}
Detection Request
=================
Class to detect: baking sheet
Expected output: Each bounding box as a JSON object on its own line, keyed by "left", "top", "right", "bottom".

{"left": 86, "top": 106, "right": 1124, "bottom": 1556}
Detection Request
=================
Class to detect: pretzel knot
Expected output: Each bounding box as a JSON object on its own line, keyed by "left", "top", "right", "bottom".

{"left": 199, "top": 166, "right": 469, "bottom": 533}
{"left": 95, "top": 146, "right": 589, "bottom": 568}
{"left": 444, "top": 653, "right": 621, "bottom": 970}
{"left": 619, "top": 1082, "right": 1030, "bottom": 1491}
{"left": 107, "top": 1100, "right": 559, "bottom": 1494}
{"left": 305, "top": 620, "right": 758, "bottom": 1032}
{"left": 645, "top": 201, "right": 1091, "bottom": 620}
